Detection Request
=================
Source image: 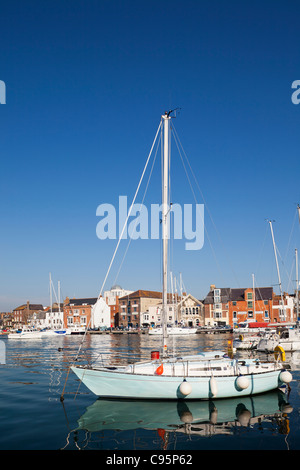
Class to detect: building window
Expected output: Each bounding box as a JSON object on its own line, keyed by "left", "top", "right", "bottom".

{"left": 247, "top": 293, "right": 253, "bottom": 300}
{"left": 214, "top": 289, "right": 220, "bottom": 304}
{"left": 264, "top": 310, "right": 269, "bottom": 318}
{"left": 248, "top": 301, "right": 253, "bottom": 309}
{"left": 248, "top": 311, "right": 253, "bottom": 318}
{"left": 233, "top": 311, "right": 237, "bottom": 318}
{"left": 232, "top": 301, "right": 237, "bottom": 306}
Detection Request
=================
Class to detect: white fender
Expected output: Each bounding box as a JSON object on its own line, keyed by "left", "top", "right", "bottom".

{"left": 279, "top": 370, "right": 292, "bottom": 384}
{"left": 209, "top": 375, "right": 218, "bottom": 397}
{"left": 179, "top": 380, "right": 192, "bottom": 396}
{"left": 236, "top": 375, "right": 250, "bottom": 390}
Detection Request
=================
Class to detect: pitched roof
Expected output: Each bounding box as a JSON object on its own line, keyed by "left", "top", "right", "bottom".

{"left": 67, "top": 298, "right": 98, "bottom": 306}
{"left": 204, "top": 287, "right": 273, "bottom": 304}
{"left": 119, "top": 290, "right": 163, "bottom": 300}
{"left": 13, "top": 304, "right": 44, "bottom": 311}
{"left": 203, "top": 288, "right": 231, "bottom": 304}
{"left": 230, "top": 287, "right": 273, "bottom": 301}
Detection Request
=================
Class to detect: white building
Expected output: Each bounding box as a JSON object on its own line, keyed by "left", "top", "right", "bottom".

{"left": 103, "top": 285, "right": 133, "bottom": 306}
{"left": 178, "top": 294, "right": 203, "bottom": 327}
{"left": 31, "top": 304, "right": 64, "bottom": 330}
{"left": 146, "top": 303, "right": 177, "bottom": 327}
{"left": 145, "top": 294, "right": 203, "bottom": 327}
{"left": 91, "top": 298, "right": 111, "bottom": 329}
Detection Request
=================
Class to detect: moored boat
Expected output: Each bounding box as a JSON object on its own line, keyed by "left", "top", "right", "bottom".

{"left": 148, "top": 326, "right": 197, "bottom": 335}
{"left": 70, "top": 111, "right": 293, "bottom": 401}
{"left": 233, "top": 333, "right": 262, "bottom": 350}
{"left": 257, "top": 328, "right": 300, "bottom": 353}
{"left": 8, "top": 326, "right": 42, "bottom": 339}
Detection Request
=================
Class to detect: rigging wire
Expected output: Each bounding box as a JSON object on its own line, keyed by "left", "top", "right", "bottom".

{"left": 60, "top": 121, "right": 162, "bottom": 400}
{"left": 112, "top": 129, "right": 161, "bottom": 285}
{"left": 97, "top": 120, "right": 162, "bottom": 299}
{"left": 171, "top": 124, "right": 230, "bottom": 287}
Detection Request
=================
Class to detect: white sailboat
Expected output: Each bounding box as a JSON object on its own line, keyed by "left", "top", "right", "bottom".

{"left": 41, "top": 274, "right": 70, "bottom": 336}
{"left": 70, "top": 111, "right": 292, "bottom": 400}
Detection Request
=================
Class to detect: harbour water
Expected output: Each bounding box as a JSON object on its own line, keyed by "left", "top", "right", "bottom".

{"left": 1, "top": 332, "right": 300, "bottom": 451}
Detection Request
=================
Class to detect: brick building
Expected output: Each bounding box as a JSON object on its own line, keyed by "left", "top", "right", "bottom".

{"left": 203, "top": 285, "right": 294, "bottom": 327}
{"left": 118, "top": 290, "right": 164, "bottom": 328}
{"left": 63, "top": 297, "right": 111, "bottom": 330}
{"left": 103, "top": 285, "right": 133, "bottom": 327}
{"left": 12, "top": 301, "right": 44, "bottom": 327}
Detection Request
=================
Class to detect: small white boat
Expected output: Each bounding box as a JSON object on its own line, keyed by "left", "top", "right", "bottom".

{"left": 233, "top": 334, "right": 262, "bottom": 350}
{"left": 68, "top": 325, "right": 85, "bottom": 335}
{"left": 40, "top": 328, "right": 70, "bottom": 336}
{"left": 257, "top": 328, "right": 300, "bottom": 353}
{"left": 148, "top": 326, "right": 197, "bottom": 336}
{"left": 8, "top": 326, "right": 42, "bottom": 339}
{"left": 70, "top": 111, "right": 293, "bottom": 401}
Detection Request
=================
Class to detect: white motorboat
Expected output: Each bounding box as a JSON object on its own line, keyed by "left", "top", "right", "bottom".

{"left": 69, "top": 111, "right": 292, "bottom": 401}
{"left": 40, "top": 328, "right": 70, "bottom": 336}
{"left": 8, "top": 326, "right": 42, "bottom": 339}
{"left": 233, "top": 334, "right": 262, "bottom": 350}
{"left": 68, "top": 325, "right": 85, "bottom": 335}
{"left": 257, "top": 328, "right": 300, "bottom": 353}
{"left": 148, "top": 326, "right": 197, "bottom": 335}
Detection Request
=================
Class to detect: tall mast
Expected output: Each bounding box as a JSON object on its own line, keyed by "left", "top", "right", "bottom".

{"left": 296, "top": 248, "right": 299, "bottom": 322}
{"left": 49, "top": 272, "right": 53, "bottom": 328}
{"left": 58, "top": 280, "right": 61, "bottom": 327}
{"left": 269, "top": 220, "right": 285, "bottom": 320}
{"left": 162, "top": 112, "right": 171, "bottom": 356}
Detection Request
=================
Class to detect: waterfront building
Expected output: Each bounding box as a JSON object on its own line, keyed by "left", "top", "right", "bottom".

{"left": 12, "top": 301, "right": 44, "bottom": 328}
{"left": 0, "top": 312, "right": 13, "bottom": 329}
{"left": 177, "top": 294, "right": 204, "bottom": 327}
{"left": 146, "top": 303, "right": 176, "bottom": 327}
{"left": 30, "top": 303, "right": 65, "bottom": 330}
{"left": 118, "top": 290, "right": 164, "bottom": 328}
{"left": 145, "top": 294, "right": 203, "bottom": 327}
{"left": 103, "top": 285, "right": 133, "bottom": 327}
{"left": 203, "top": 285, "right": 295, "bottom": 327}
{"left": 272, "top": 293, "right": 294, "bottom": 323}
{"left": 63, "top": 297, "right": 110, "bottom": 330}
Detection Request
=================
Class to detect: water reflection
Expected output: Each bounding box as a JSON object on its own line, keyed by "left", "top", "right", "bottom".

{"left": 64, "top": 390, "right": 292, "bottom": 449}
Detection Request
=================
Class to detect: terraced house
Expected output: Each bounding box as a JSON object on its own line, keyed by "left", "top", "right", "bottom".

{"left": 118, "top": 290, "right": 165, "bottom": 328}
{"left": 203, "top": 284, "right": 294, "bottom": 327}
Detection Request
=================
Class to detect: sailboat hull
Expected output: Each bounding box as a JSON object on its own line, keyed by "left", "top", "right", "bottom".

{"left": 71, "top": 365, "right": 285, "bottom": 400}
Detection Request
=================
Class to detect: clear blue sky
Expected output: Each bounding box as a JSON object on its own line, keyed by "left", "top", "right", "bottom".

{"left": 1, "top": 0, "right": 300, "bottom": 311}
